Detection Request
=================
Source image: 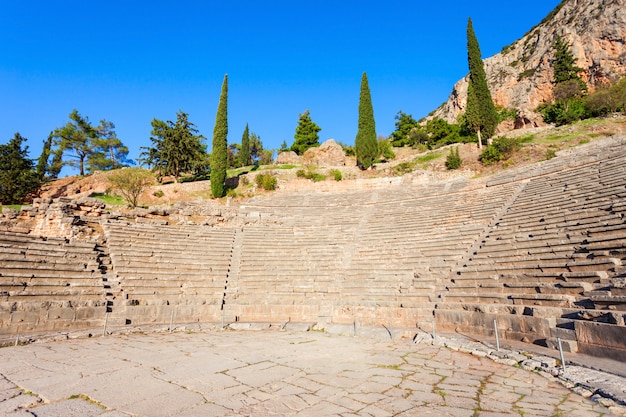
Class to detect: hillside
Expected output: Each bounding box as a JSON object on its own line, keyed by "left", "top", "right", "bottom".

{"left": 432, "top": 0, "right": 626, "bottom": 126}
{"left": 36, "top": 115, "right": 626, "bottom": 207}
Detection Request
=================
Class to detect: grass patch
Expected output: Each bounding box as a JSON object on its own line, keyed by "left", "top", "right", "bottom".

{"left": 391, "top": 151, "right": 444, "bottom": 175}
{"left": 1, "top": 205, "right": 23, "bottom": 211}
{"left": 272, "top": 164, "right": 298, "bottom": 170}
{"left": 69, "top": 394, "right": 107, "bottom": 410}
{"left": 296, "top": 168, "right": 326, "bottom": 182}
{"left": 377, "top": 364, "right": 402, "bottom": 370}
{"left": 227, "top": 167, "right": 249, "bottom": 177}
{"left": 89, "top": 193, "right": 126, "bottom": 206}
{"left": 415, "top": 152, "right": 443, "bottom": 164}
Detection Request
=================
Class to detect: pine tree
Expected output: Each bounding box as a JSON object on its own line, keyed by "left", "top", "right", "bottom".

{"left": 465, "top": 18, "right": 498, "bottom": 149}
{"left": 291, "top": 110, "right": 321, "bottom": 155}
{"left": 355, "top": 72, "right": 378, "bottom": 169}
{"left": 278, "top": 140, "right": 289, "bottom": 153}
{"left": 211, "top": 74, "right": 229, "bottom": 198}
{"left": 0, "top": 133, "right": 41, "bottom": 204}
{"left": 140, "top": 112, "right": 205, "bottom": 182}
{"left": 551, "top": 35, "right": 586, "bottom": 102}
{"left": 36, "top": 134, "right": 53, "bottom": 179}
{"left": 552, "top": 35, "right": 584, "bottom": 85}
{"left": 239, "top": 124, "right": 250, "bottom": 167}
{"left": 52, "top": 109, "right": 97, "bottom": 176}
{"left": 89, "top": 120, "right": 132, "bottom": 171}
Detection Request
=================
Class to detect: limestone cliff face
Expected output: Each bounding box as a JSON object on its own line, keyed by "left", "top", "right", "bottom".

{"left": 432, "top": 0, "right": 626, "bottom": 127}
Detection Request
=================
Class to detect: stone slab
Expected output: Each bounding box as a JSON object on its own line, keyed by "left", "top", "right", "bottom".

{"left": 0, "top": 329, "right": 621, "bottom": 417}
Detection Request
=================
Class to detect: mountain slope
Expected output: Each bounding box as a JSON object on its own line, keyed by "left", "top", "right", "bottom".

{"left": 432, "top": 0, "right": 626, "bottom": 127}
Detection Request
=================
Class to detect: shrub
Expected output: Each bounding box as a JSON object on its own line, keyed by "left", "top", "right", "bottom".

{"left": 153, "top": 190, "right": 164, "bottom": 198}
{"left": 107, "top": 168, "right": 155, "bottom": 208}
{"left": 378, "top": 138, "right": 395, "bottom": 161}
{"left": 330, "top": 169, "right": 342, "bottom": 181}
{"left": 445, "top": 147, "right": 462, "bottom": 170}
{"left": 226, "top": 188, "right": 242, "bottom": 198}
{"left": 255, "top": 173, "right": 277, "bottom": 190}
{"left": 539, "top": 98, "right": 589, "bottom": 126}
{"left": 296, "top": 167, "right": 326, "bottom": 182}
{"left": 479, "top": 136, "right": 524, "bottom": 166}
{"left": 545, "top": 147, "right": 557, "bottom": 160}
{"left": 309, "top": 173, "right": 326, "bottom": 182}
{"left": 478, "top": 145, "right": 502, "bottom": 166}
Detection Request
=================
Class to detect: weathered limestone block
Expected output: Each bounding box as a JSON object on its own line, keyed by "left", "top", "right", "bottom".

{"left": 575, "top": 321, "right": 626, "bottom": 361}
{"left": 2, "top": 208, "right": 18, "bottom": 219}
{"left": 275, "top": 151, "right": 299, "bottom": 165}
{"left": 301, "top": 139, "right": 347, "bottom": 167}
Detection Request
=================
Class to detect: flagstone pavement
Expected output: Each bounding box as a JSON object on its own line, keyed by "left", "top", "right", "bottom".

{"left": 0, "top": 328, "right": 623, "bottom": 416}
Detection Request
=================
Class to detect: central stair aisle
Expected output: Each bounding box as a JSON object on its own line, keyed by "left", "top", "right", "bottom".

{"left": 221, "top": 228, "right": 243, "bottom": 327}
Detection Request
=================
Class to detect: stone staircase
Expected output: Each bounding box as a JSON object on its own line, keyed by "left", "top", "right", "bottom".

{"left": 221, "top": 228, "right": 242, "bottom": 326}
{"left": 95, "top": 243, "right": 121, "bottom": 314}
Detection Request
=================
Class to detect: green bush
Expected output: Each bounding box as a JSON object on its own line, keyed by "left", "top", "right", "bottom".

{"left": 153, "top": 190, "right": 164, "bottom": 198}
{"left": 539, "top": 98, "right": 589, "bottom": 126}
{"left": 378, "top": 138, "right": 395, "bottom": 161}
{"left": 296, "top": 167, "right": 326, "bottom": 182}
{"left": 479, "top": 136, "right": 525, "bottom": 166}
{"left": 445, "top": 147, "right": 462, "bottom": 170}
{"left": 309, "top": 173, "right": 326, "bottom": 182}
{"left": 545, "top": 147, "right": 557, "bottom": 160}
{"left": 478, "top": 145, "right": 502, "bottom": 166}
{"left": 330, "top": 169, "right": 342, "bottom": 181}
{"left": 255, "top": 173, "right": 277, "bottom": 190}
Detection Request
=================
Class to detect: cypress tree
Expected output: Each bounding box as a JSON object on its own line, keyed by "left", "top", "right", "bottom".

{"left": 211, "top": 74, "right": 228, "bottom": 198}
{"left": 239, "top": 123, "right": 250, "bottom": 167}
{"left": 355, "top": 72, "right": 378, "bottom": 169}
{"left": 465, "top": 18, "right": 498, "bottom": 149}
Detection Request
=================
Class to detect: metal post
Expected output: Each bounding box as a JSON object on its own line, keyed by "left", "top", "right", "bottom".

{"left": 494, "top": 319, "right": 500, "bottom": 352}
{"left": 389, "top": 318, "right": 394, "bottom": 340}
{"left": 353, "top": 320, "right": 356, "bottom": 337}
{"left": 557, "top": 338, "right": 566, "bottom": 371}
{"left": 14, "top": 334, "right": 19, "bottom": 347}
{"left": 103, "top": 312, "right": 109, "bottom": 337}
{"left": 169, "top": 309, "right": 174, "bottom": 333}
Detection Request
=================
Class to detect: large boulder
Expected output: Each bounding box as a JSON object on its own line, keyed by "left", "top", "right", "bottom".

{"left": 275, "top": 151, "right": 300, "bottom": 165}
{"left": 301, "top": 139, "right": 347, "bottom": 167}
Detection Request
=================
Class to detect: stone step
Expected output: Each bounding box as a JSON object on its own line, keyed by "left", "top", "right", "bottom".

{"left": 589, "top": 295, "right": 626, "bottom": 311}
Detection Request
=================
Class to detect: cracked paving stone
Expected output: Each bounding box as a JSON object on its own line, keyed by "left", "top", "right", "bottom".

{"left": 0, "top": 330, "right": 619, "bottom": 417}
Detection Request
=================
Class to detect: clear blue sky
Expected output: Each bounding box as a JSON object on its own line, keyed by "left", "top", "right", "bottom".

{"left": 1, "top": 1, "right": 560, "bottom": 174}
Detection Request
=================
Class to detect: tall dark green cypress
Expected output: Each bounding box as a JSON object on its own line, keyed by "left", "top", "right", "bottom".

{"left": 239, "top": 123, "right": 250, "bottom": 167}
{"left": 211, "top": 74, "right": 228, "bottom": 198}
{"left": 355, "top": 72, "right": 378, "bottom": 169}
{"left": 466, "top": 18, "right": 498, "bottom": 149}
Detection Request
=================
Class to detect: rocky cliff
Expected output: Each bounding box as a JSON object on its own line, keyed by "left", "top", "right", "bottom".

{"left": 432, "top": 0, "right": 626, "bottom": 128}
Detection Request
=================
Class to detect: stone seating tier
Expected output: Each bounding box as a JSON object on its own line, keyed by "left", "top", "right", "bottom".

{"left": 2, "top": 136, "right": 625, "bottom": 361}
{"left": 0, "top": 230, "right": 110, "bottom": 334}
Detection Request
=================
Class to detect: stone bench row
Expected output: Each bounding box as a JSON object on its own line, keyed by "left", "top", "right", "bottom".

{"left": 499, "top": 200, "right": 622, "bottom": 229}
